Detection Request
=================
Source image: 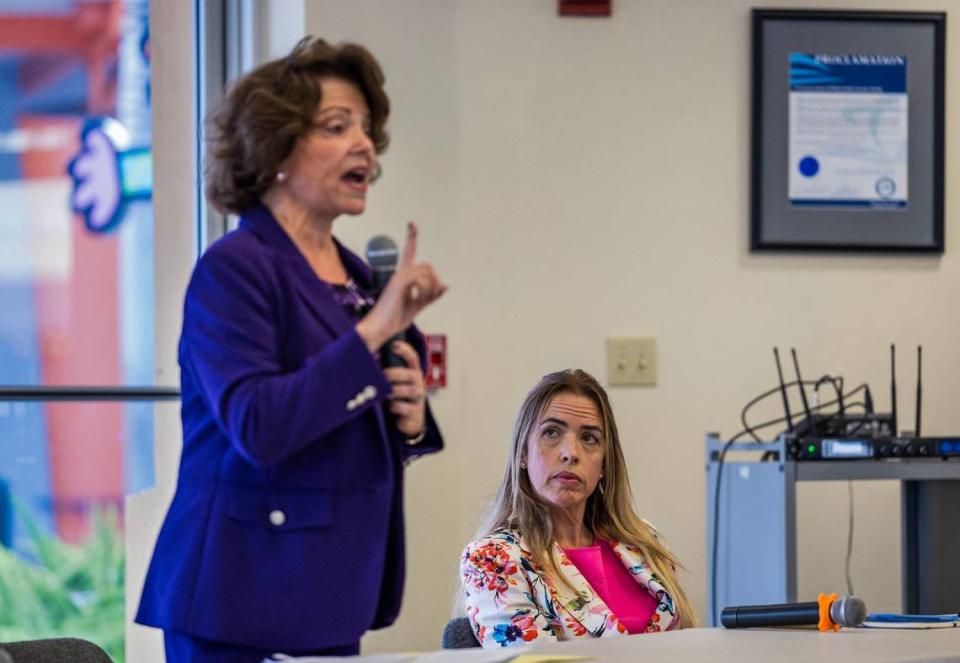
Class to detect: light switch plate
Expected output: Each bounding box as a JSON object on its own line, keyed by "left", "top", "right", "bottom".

{"left": 606, "top": 336, "right": 657, "bottom": 386}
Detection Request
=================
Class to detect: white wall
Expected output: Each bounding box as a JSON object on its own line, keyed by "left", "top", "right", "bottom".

{"left": 137, "top": 0, "right": 960, "bottom": 658}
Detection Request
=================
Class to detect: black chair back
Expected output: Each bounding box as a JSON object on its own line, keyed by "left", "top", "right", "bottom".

{"left": 0, "top": 638, "right": 112, "bottom": 662}
{"left": 441, "top": 616, "right": 480, "bottom": 648}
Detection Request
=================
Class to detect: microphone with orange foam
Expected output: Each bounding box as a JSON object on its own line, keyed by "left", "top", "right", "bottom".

{"left": 721, "top": 593, "right": 867, "bottom": 630}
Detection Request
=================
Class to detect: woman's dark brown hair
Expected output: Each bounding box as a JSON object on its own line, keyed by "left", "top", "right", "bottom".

{"left": 205, "top": 36, "right": 390, "bottom": 214}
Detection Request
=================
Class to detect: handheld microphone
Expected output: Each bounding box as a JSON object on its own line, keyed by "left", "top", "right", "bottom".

{"left": 366, "top": 235, "right": 399, "bottom": 293}
{"left": 721, "top": 593, "right": 866, "bottom": 631}
{"left": 365, "top": 235, "right": 407, "bottom": 368}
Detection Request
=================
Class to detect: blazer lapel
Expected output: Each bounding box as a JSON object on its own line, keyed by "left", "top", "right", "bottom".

{"left": 239, "top": 205, "right": 363, "bottom": 339}
{"left": 549, "top": 543, "right": 619, "bottom": 638}
{"left": 608, "top": 540, "right": 679, "bottom": 631}
{"left": 238, "top": 207, "right": 398, "bottom": 452}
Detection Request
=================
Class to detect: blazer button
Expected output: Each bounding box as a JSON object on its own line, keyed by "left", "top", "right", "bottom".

{"left": 269, "top": 509, "right": 286, "bottom": 527}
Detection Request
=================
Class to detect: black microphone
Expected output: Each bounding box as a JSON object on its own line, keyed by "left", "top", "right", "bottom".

{"left": 365, "top": 235, "right": 407, "bottom": 368}
{"left": 721, "top": 593, "right": 866, "bottom": 631}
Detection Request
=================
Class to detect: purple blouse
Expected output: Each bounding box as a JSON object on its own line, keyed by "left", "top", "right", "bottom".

{"left": 327, "top": 279, "right": 375, "bottom": 321}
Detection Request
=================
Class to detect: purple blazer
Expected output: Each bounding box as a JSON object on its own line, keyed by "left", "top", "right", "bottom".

{"left": 136, "top": 205, "right": 443, "bottom": 650}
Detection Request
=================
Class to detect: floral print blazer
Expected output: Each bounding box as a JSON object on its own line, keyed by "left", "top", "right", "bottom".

{"left": 460, "top": 527, "right": 680, "bottom": 648}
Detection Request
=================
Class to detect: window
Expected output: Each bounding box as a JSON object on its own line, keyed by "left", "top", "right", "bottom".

{"left": 0, "top": 2, "right": 173, "bottom": 660}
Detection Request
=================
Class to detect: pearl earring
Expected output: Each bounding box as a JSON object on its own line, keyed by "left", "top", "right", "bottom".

{"left": 276, "top": 171, "right": 287, "bottom": 182}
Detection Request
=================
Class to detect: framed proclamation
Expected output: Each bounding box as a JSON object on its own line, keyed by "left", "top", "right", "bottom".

{"left": 750, "top": 10, "right": 945, "bottom": 252}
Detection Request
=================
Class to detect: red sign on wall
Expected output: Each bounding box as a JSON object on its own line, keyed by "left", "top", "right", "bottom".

{"left": 558, "top": 0, "right": 611, "bottom": 17}
{"left": 424, "top": 334, "right": 447, "bottom": 389}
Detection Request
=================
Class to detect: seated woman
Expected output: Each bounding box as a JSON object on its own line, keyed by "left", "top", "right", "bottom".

{"left": 460, "top": 369, "right": 695, "bottom": 647}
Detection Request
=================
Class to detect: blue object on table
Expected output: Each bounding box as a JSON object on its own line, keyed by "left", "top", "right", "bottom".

{"left": 867, "top": 613, "right": 959, "bottom": 623}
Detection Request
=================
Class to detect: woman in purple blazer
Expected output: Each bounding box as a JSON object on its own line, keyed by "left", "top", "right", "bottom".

{"left": 136, "top": 37, "right": 446, "bottom": 661}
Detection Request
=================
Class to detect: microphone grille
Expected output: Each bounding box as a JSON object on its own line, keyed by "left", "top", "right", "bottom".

{"left": 830, "top": 595, "right": 867, "bottom": 627}
{"left": 365, "top": 235, "right": 398, "bottom": 270}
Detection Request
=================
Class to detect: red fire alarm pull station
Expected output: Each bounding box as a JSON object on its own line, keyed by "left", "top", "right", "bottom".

{"left": 424, "top": 334, "right": 447, "bottom": 390}
{"left": 558, "top": 0, "right": 611, "bottom": 17}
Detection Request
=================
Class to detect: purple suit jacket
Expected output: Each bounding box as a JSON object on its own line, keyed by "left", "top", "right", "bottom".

{"left": 136, "top": 204, "right": 443, "bottom": 650}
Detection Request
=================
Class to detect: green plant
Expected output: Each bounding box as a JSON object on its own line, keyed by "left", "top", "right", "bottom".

{"left": 0, "top": 501, "right": 124, "bottom": 662}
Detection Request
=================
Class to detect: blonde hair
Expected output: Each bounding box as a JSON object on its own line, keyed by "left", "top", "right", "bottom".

{"left": 473, "top": 369, "right": 696, "bottom": 627}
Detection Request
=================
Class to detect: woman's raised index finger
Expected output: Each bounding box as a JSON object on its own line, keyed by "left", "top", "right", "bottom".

{"left": 401, "top": 221, "right": 417, "bottom": 266}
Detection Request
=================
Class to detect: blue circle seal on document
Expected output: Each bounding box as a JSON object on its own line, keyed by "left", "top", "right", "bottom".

{"left": 875, "top": 177, "right": 896, "bottom": 198}
{"left": 798, "top": 156, "right": 819, "bottom": 177}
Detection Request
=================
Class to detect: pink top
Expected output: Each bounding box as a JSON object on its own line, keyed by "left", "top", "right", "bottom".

{"left": 563, "top": 539, "right": 658, "bottom": 634}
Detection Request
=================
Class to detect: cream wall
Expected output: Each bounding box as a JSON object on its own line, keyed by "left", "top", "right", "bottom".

{"left": 137, "top": 0, "right": 959, "bottom": 659}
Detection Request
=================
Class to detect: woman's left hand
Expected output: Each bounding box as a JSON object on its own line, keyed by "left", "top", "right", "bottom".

{"left": 384, "top": 340, "right": 427, "bottom": 438}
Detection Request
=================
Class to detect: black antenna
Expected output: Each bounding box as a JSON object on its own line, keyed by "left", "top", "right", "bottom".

{"left": 891, "top": 344, "right": 898, "bottom": 436}
{"left": 773, "top": 347, "right": 794, "bottom": 433}
{"left": 790, "top": 348, "right": 814, "bottom": 434}
{"left": 834, "top": 376, "right": 845, "bottom": 418}
{"left": 915, "top": 345, "right": 923, "bottom": 438}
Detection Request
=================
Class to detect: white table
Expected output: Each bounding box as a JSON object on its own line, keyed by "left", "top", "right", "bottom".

{"left": 292, "top": 626, "right": 960, "bottom": 662}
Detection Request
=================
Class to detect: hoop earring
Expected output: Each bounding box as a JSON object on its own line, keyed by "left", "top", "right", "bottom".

{"left": 597, "top": 480, "right": 605, "bottom": 496}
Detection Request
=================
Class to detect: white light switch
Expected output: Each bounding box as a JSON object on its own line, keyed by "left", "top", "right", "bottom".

{"left": 606, "top": 336, "right": 657, "bottom": 386}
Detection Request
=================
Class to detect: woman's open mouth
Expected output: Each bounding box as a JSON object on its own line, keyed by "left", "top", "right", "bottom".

{"left": 342, "top": 167, "right": 369, "bottom": 192}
